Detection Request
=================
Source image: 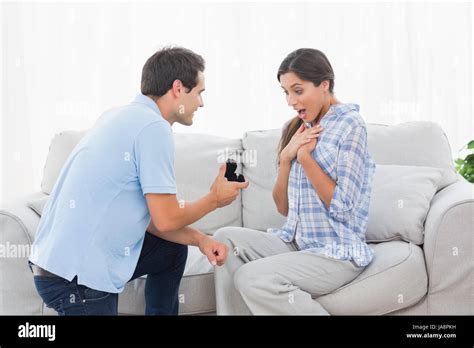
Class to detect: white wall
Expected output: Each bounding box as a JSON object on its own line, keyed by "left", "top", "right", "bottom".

{"left": 1, "top": 1, "right": 472, "bottom": 204}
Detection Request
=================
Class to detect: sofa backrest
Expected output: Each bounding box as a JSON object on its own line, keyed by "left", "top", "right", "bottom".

{"left": 173, "top": 133, "right": 243, "bottom": 234}
{"left": 41, "top": 131, "right": 243, "bottom": 235}
{"left": 241, "top": 121, "right": 457, "bottom": 232}
{"left": 366, "top": 121, "right": 456, "bottom": 188}
{"left": 41, "top": 121, "right": 457, "bottom": 235}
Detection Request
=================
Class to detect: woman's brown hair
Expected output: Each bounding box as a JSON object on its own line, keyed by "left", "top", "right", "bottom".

{"left": 276, "top": 48, "right": 335, "bottom": 164}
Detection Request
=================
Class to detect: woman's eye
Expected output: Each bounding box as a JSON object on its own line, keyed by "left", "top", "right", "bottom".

{"left": 295, "top": 90, "right": 303, "bottom": 95}
{"left": 283, "top": 90, "right": 288, "bottom": 95}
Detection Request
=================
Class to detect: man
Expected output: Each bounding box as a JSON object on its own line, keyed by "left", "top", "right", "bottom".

{"left": 29, "top": 46, "right": 249, "bottom": 315}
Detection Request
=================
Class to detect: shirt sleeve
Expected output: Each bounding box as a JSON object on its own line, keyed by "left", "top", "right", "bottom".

{"left": 328, "top": 124, "right": 368, "bottom": 223}
{"left": 133, "top": 122, "right": 177, "bottom": 195}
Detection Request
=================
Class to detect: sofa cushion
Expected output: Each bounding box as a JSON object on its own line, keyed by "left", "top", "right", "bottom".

{"left": 26, "top": 195, "right": 49, "bottom": 217}
{"left": 174, "top": 133, "right": 243, "bottom": 235}
{"left": 118, "top": 245, "right": 215, "bottom": 315}
{"left": 367, "top": 121, "right": 457, "bottom": 189}
{"left": 317, "top": 241, "right": 428, "bottom": 315}
{"left": 241, "top": 129, "right": 287, "bottom": 231}
{"left": 118, "top": 271, "right": 216, "bottom": 315}
{"left": 41, "top": 130, "right": 88, "bottom": 195}
{"left": 366, "top": 164, "right": 444, "bottom": 244}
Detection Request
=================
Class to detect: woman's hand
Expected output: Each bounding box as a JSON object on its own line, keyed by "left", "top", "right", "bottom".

{"left": 297, "top": 136, "right": 318, "bottom": 162}
{"left": 281, "top": 124, "right": 323, "bottom": 163}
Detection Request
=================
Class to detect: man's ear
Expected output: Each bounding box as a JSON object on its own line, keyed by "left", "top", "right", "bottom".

{"left": 171, "top": 79, "right": 183, "bottom": 97}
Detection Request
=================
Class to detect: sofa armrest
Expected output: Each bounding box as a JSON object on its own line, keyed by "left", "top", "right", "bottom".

{"left": 423, "top": 178, "right": 474, "bottom": 314}
{"left": 0, "top": 192, "right": 46, "bottom": 314}
{"left": 0, "top": 192, "right": 46, "bottom": 242}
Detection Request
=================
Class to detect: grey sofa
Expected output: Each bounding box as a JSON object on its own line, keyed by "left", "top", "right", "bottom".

{"left": 0, "top": 121, "right": 472, "bottom": 315}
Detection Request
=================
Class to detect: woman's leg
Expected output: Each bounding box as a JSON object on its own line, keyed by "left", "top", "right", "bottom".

{"left": 213, "top": 227, "right": 295, "bottom": 315}
{"left": 233, "top": 251, "right": 364, "bottom": 315}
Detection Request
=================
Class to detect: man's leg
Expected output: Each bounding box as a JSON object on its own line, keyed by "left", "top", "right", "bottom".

{"left": 129, "top": 232, "right": 188, "bottom": 315}
{"left": 213, "top": 227, "right": 296, "bottom": 315}
{"left": 33, "top": 275, "right": 118, "bottom": 315}
{"left": 233, "top": 251, "right": 365, "bottom": 315}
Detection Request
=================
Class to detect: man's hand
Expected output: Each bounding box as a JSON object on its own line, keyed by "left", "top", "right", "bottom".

{"left": 198, "top": 235, "right": 229, "bottom": 266}
{"left": 210, "top": 164, "right": 249, "bottom": 208}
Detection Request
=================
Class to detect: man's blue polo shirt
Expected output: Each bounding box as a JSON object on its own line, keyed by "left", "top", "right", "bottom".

{"left": 29, "top": 93, "right": 176, "bottom": 293}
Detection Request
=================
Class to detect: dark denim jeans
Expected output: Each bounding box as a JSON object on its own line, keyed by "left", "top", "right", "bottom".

{"left": 32, "top": 232, "right": 188, "bottom": 316}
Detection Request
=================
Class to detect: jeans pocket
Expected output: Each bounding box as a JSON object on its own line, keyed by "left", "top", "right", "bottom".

{"left": 83, "top": 287, "right": 111, "bottom": 302}
{"left": 78, "top": 286, "right": 117, "bottom": 315}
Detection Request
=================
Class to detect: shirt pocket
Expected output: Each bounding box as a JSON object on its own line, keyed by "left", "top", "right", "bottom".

{"left": 313, "top": 142, "right": 338, "bottom": 178}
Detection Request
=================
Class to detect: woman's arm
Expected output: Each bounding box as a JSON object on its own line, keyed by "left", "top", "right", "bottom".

{"left": 298, "top": 125, "right": 369, "bottom": 222}
{"left": 272, "top": 159, "right": 292, "bottom": 216}
{"left": 273, "top": 124, "right": 322, "bottom": 216}
{"left": 298, "top": 152, "right": 336, "bottom": 209}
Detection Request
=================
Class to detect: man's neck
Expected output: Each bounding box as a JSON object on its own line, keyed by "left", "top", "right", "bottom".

{"left": 152, "top": 96, "right": 175, "bottom": 126}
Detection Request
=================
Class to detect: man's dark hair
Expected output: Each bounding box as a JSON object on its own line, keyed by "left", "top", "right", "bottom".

{"left": 141, "top": 46, "right": 205, "bottom": 98}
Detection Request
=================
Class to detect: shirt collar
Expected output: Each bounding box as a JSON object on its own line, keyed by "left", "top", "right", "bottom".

{"left": 131, "top": 93, "right": 163, "bottom": 117}
{"left": 330, "top": 103, "right": 360, "bottom": 117}
{"left": 319, "top": 103, "right": 359, "bottom": 125}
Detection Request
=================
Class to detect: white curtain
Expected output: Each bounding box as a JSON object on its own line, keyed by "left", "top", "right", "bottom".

{"left": 1, "top": 1, "right": 472, "bottom": 204}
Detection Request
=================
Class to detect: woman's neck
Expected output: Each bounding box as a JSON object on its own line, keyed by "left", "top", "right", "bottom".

{"left": 312, "top": 96, "right": 341, "bottom": 126}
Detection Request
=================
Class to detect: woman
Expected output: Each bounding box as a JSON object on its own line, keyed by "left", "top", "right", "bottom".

{"left": 213, "top": 48, "right": 376, "bottom": 315}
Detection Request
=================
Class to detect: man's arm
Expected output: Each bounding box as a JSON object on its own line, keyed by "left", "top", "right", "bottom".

{"left": 145, "top": 193, "right": 216, "bottom": 234}
{"left": 146, "top": 164, "right": 249, "bottom": 233}
{"left": 147, "top": 221, "right": 206, "bottom": 247}
{"left": 146, "top": 219, "right": 229, "bottom": 266}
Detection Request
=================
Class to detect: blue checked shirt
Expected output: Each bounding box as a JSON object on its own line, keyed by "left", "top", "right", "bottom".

{"left": 268, "top": 103, "right": 376, "bottom": 267}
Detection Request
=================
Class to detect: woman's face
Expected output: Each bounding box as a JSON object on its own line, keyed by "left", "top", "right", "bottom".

{"left": 280, "top": 72, "right": 330, "bottom": 124}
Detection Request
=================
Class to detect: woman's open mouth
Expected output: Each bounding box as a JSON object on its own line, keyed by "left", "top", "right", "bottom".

{"left": 298, "top": 109, "right": 307, "bottom": 119}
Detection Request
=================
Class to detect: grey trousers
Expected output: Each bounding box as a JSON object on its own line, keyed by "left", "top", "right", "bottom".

{"left": 213, "top": 227, "right": 365, "bottom": 315}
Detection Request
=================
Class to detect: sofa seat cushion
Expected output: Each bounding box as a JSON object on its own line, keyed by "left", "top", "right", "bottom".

{"left": 118, "top": 272, "right": 215, "bottom": 315}
{"left": 118, "top": 245, "right": 215, "bottom": 315}
{"left": 317, "top": 241, "right": 428, "bottom": 315}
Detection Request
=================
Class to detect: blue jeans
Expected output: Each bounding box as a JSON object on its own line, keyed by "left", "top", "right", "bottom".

{"left": 32, "top": 232, "right": 188, "bottom": 315}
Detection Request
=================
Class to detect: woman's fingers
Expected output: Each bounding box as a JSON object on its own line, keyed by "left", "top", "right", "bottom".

{"left": 298, "top": 134, "right": 319, "bottom": 145}
{"left": 310, "top": 126, "right": 323, "bottom": 133}
{"left": 302, "top": 126, "right": 322, "bottom": 134}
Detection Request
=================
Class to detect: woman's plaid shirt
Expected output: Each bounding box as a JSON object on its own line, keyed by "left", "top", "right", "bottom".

{"left": 269, "top": 104, "right": 376, "bottom": 267}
